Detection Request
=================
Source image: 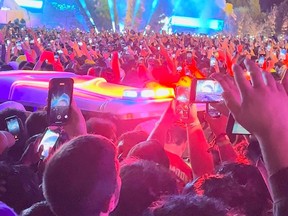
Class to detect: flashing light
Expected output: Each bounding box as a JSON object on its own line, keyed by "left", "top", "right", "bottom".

{"left": 155, "top": 89, "right": 173, "bottom": 98}
{"left": 123, "top": 90, "right": 138, "bottom": 98}
{"left": 15, "top": 0, "right": 43, "bottom": 9}
{"left": 123, "top": 88, "right": 174, "bottom": 100}
{"left": 171, "top": 16, "right": 224, "bottom": 31}
{"left": 141, "top": 90, "right": 155, "bottom": 98}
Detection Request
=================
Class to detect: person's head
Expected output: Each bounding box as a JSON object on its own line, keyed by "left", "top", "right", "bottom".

{"left": 127, "top": 140, "right": 170, "bottom": 169}
{"left": 43, "top": 135, "right": 121, "bottom": 216}
{"left": 20, "top": 201, "right": 55, "bottom": 216}
{"left": 111, "top": 159, "right": 177, "bottom": 216}
{"left": 185, "top": 171, "right": 271, "bottom": 216}
{"left": 117, "top": 130, "right": 148, "bottom": 161}
{"left": 25, "top": 111, "right": 48, "bottom": 138}
{"left": 0, "top": 162, "right": 42, "bottom": 214}
{"left": 150, "top": 194, "right": 228, "bottom": 216}
{"left": 217, "top": 162, "right": 272, "bottom": 214}
{"left": 86, "top": 117, "right": 117, "bottom": 143}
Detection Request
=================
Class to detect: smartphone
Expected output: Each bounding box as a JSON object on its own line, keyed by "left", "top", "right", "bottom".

{"left": 191, "top": 79, "right": 224, "bottom": 103}
{"left": 175, "top": 86, "right": 191, "bottom": 120}
{"left": 16, "top": 42, "right": 22, "bottom": 50}
{"left": 210, "top": 56, "right": 216, "bottom": 67}
{"left": 266, "top": 45, "right": 271, "bottom": 51}
{"left": 226, "top": 114, "right": 250, "bottom": 135}
{"left": 47, "top": 78, "right": 74, "bottom": 126}
{"left": 5, "top": 116, "right": 22, "bottom": 140}
{"left": 258, "top": 56, "right": 265, "bottom": 67}
{"left": 280, "top": 49, "right": 287, "bottom": 60}
{"left": 206, "top": 103, "right": 221, "bottom": 118}
{"left": 38, "top": 128, "right": 60, "bottom": 159}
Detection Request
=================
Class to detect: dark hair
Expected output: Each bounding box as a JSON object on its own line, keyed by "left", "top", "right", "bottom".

{"left": 20, "top": 201, "right": 55, "bottom": 216}
{"left": 86, "top": 117, "right": 117, "bottom": 143}
{"left": 111, "top": 159, "right": 177, "bottom": 216}
{"left": 117, "top": 130, "right": 148, "bottom": 161}
{"left": 25, "top": 111, "right": 48, "bottom": 138}
{"left": 150, "top": 194, "right": 228, "bottom": 216}
{"left": 217, "top": 162, "right": 272, "bottom": 214}
{"left": 127, "top": 140, "right": 170, "bottom": 169}
{"left": 186, "top": 170, "right": 271, "bottom": 216}
{"left": 0, "top": 162, "right": 42, "bottom": 214}
{"left": 43, "top": 135, "right": 118, "bottom": 216}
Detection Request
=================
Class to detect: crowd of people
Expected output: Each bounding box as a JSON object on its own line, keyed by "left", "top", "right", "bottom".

{"left": 0, "top": 20, "right": 287, "bottom": 216}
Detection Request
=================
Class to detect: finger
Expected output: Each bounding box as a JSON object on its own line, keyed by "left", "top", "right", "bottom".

{"left": 233, "top": 64, "right": 251, "bottom": 97}
{"left": 244, "top": 59, "right": 264, "bottom": 88}
{"left": 263, "top": 71, "right": 277, "bottom": 89}
{"left": 38, "top": 144, "right": 44, "bottom": 155}
{"left": 212, "top": 73, "right": 231, "bottom": 92}
{"left": 222, "top": 91, "right": 241, "bottom": 116}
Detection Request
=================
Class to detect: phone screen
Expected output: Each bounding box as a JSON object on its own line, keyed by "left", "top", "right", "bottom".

{"left": 258, "top": 56, "right": 265, "bottom": 66}
{"left": 175, "top": 86, "right": 191, "bottom": 120}
{"left": 38, "top": 129, "right": 60, "bottom": 159}
{"left": 232, "top": 121, "right": 250, "bottom": 135}
{"left": 194, "top": 79, "right": 223, "bottom": 103}
{"left": 280, "top": 49, "right": 287, "bottom": 60}
{"left": 6, "top": 116, "right": 20, "bottom": 138}
{"left": 226, "top": 114, "right": 251, "bottom": 136}
{"left": 48, "top": 78, "right": 74, "bottom": 125}
{"left": 210, "top": 57, "right": 216, "bottom": 67}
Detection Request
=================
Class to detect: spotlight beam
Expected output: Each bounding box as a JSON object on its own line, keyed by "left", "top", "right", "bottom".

{"left": 78, "top": 0, "right": 99, "bottom": 33}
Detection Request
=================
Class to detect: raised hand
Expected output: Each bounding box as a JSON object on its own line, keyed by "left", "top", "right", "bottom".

{"left": 214, "top": 59, "right": 288, "bottom": 175}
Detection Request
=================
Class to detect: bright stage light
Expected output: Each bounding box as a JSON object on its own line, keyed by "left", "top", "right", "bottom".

{"left": 108, "top": 0, "right": 116, "bottom": 32}
{"left": 15, "top": 0, "right": 43, "bottom": 9}
{"left": 132, "top": 0, "right": 141, "bottom": 26}
{"left": 78, "top": 0, "right": 99, "bottom": 33}
{"left": 146, "top": 0, "right": 159, "bottom": 26}
{"left": 171, "top": 16, "right": 224, "bottom": 31}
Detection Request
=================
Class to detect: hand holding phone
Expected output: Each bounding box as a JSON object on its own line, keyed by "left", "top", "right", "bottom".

{"left": 38, "top": 128, "right": 60, "bottom": 159}
{"left": 47, "top": 78, "right": 74, "bottom": 126}
{"left": 5, "top": 116, "right": 23, "bottom": 140}
{"left": 175, "top": 86, "right": 191, "bottom": 120}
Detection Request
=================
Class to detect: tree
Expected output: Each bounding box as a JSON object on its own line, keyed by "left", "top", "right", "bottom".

{"left": 261, "top": 5, "right": 277, "bottom": 36}
{"left": 275, "top": 0, "right": 288, "bottom": 34}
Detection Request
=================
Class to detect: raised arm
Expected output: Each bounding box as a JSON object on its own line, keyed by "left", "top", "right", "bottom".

{"left": 186, "top": 104, "right": 214, "bottom": 178}
{"left": 214, "top": 59, "right": 288, "bottom": 215}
